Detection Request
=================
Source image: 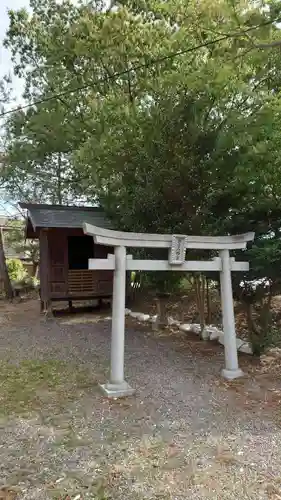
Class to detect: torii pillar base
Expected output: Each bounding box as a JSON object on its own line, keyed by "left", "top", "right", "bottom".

{"left": 99, "top": 381, "right": 135, "bottom": 398}
{"left": 221, "top": 368, "right": 244, "bottom": 380}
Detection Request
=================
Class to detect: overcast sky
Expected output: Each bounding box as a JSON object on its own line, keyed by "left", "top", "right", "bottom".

{"left": 0, "top": 0, "right": 27, "bottom": 104}
{"left": 0, "top": 0, "right": 28, "bottom": 214}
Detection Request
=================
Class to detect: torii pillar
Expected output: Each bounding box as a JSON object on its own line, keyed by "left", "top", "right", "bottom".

{"left": 104, "top": 245, "right": 134, "bottom": 397}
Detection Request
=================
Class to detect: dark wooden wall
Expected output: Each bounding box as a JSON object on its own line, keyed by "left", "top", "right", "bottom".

{"left": 39, "top": 229, "right": 49, "bottom": 303}
{"left": 39, "top": 228, "right": 114, "bottom": 301}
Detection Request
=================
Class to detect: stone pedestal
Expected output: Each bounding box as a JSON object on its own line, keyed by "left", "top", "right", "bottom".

{"left": 221, "top": 368, "right": 244, "bottom": 380}
{"left": 100, "top": 382, "right": 135, "bottom": 398}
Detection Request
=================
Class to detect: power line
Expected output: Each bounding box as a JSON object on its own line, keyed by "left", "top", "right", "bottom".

{"left": 1, "top": 16, "right": 280, "bottom": 118}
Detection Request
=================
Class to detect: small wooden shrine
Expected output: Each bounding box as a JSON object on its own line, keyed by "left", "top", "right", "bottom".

{"left": 20, "top": 203, "right": 114, "bottom": 310}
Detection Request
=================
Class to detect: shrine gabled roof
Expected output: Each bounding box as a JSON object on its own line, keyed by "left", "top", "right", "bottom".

{"left": 19, "top": 203, "right": 113, "bottom": 238}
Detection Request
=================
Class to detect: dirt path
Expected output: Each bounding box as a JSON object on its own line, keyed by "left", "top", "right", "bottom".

{"left": 0, "top": 299, "right": 281, "bottom": 499}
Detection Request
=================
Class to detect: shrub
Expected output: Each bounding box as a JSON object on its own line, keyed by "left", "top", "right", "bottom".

{"left": 260, "top": 346, "right": 281, "bottom": 375}
{"left": 21, "top": 275, "right": 39, "bottom": 289}
{"left": 6, "top": 259, "right": 27, "bottom": 283}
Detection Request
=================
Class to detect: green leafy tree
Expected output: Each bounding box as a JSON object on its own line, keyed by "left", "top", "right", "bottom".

{"left": 3, "top": 0, "right": 280, "bottom": 206}
{"left": 2, "top": 0, "right": 281, "bottom": 345}
{"left": 3, "top": 102, "right": 89, "bottom": 204}
{"left": 5, "top": 220, "right": 39, "bottom": 276}
{"left": 0, "top": 81, "right": 14, "bottom": 300}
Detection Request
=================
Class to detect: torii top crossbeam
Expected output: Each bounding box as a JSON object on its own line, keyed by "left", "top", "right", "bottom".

{"left": 83, "top": 223, "right": 254, "bottom": 250}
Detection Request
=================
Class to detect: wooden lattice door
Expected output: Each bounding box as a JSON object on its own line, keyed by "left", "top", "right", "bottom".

{"left": 48, "top": 230, "right": 67, "bottom": 296}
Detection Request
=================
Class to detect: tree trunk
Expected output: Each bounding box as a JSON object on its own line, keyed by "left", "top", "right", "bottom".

{"left": 154, "top": 293, "right": 169, "bottom": 330}
{"left": 260, "top": 289, "right": 273, "bottom": 331}
{"left": 194, "top": 274, "right": 207, "bottom": 339}
{"left": 245, "top": 289, "right": 273, "bottom": 356}
{"left": 32, "top": 261, "right": 38, "bottom": 277}
{"left": 57, "top": 152, "right": 62, "bottom": 205}
{"left": 0, "top": 228, "right": 13, "bottom": 300}
{"left": 206, "top": 278, "right": 211, "bottom": 324}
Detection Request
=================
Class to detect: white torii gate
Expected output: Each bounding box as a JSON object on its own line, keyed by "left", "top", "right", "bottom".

{"left": 84, "top": 223, "right": 255, "bottom": 398}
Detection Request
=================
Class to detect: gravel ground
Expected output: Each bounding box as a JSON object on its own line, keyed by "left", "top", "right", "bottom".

{"left": 1, "top": 299, "right": 281, "bottom": 499}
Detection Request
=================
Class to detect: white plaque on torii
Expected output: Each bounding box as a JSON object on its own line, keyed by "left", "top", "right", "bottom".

{"left": 83, "top": 223, "right": 255, "bottom": 398}
{"left": 169, "top": 235, "right": 187, "bottom": 264}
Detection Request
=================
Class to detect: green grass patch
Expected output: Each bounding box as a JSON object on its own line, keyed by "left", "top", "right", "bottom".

{"left": 0, "top": 359, "right": 96, "bottom": 416}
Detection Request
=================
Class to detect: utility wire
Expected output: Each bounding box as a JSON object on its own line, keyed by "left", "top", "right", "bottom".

{"left": 1, "top": 16, "right": 280, "bottom": 118}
